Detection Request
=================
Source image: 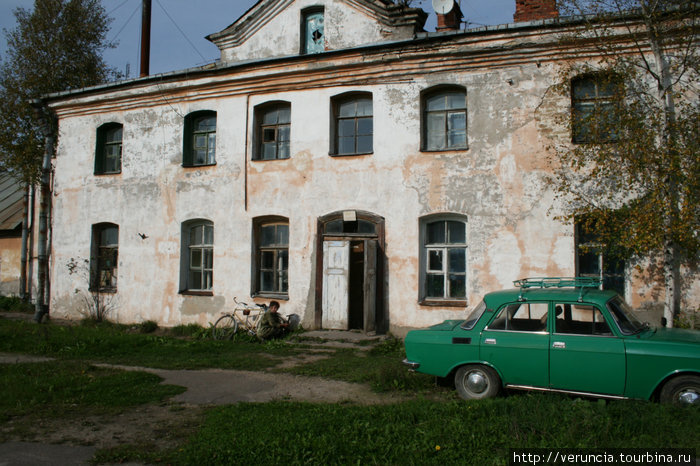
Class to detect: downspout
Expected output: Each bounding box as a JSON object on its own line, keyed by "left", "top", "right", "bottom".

{"left": 27, "top": 185, "right": 36, "bottom": 301}
{"left": 244, "top": 94, "right": 250, "bottom": 211}
{"left": 31, "top": 99, "right": 55, "bottom": 323}
{"left": 20, "top": 182, "right": 30, "bottom": 301}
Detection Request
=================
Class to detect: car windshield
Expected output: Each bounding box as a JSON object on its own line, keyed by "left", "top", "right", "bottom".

{"left": 460, "top": 300, "right": 487, "bottom": 330}
{"left": 606, "top": 296, "right": 646, "bottom": 335}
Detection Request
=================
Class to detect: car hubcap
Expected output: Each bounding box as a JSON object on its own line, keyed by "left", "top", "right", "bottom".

{"left": 466, "top": 371, "right": 487, "bottom": 394}
{"left": 677, "top": 389, "right": 699, "bottom": 405}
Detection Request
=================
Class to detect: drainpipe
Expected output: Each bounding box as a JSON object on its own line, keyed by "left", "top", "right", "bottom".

{"left": 31, "top": 99, "right": 55, "bottom": 323}
{"left": 20, "top": 182, "right": 30, "bottom": 301}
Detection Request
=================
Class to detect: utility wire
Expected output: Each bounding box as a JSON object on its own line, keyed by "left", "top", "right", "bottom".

{"left": 107, "top": 1, "right": 141, "bottom": 46}
{"left": 155, "top": 0, "right": 208, "bottom": 63}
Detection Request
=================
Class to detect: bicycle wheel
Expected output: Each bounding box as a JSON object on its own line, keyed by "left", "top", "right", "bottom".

{"left": 212, "top": 315, "right": 238, "bottom": 340}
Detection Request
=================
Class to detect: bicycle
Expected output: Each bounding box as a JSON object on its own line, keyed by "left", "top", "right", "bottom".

{"left": 212, "top": 297, "right": 268, "bottom": 340}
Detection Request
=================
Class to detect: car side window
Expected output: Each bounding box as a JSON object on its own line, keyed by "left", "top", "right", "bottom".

{"left": 488, "top": 302, "right": 548, "bottom": 332}
{"left": 554, "top": 303, "right": 613, "bottom": 336}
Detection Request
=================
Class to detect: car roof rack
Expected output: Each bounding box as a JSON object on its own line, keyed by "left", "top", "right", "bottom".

{"left": 513, "top": 277, "right": 602, "bottom": 302}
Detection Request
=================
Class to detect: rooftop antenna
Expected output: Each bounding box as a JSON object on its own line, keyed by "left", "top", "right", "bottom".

{"left": 140, "top": 0, "right": 152, "bottom": 77}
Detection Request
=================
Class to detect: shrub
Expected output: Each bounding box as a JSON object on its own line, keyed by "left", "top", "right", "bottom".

{"left": 0, "top": 295, "right": 34, "bottom": 313}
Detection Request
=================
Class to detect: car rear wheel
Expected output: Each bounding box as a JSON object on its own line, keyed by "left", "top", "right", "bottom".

{"left": 455, "top": 365, "right": 501, "bottom": 400}
{"left": 660, "top": 375, "right": 700, "bottom": 405}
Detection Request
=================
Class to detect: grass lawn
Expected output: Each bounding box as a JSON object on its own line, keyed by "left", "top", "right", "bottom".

{"left": 0, "top": 316, "right": 698, "bottom": 465}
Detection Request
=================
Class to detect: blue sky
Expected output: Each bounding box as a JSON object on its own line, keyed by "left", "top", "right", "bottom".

{"left": 0, "top": 0, "right": 515, "bottom": 78}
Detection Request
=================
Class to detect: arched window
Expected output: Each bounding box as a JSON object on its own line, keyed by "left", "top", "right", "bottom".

{"left": 254, "top": 102, "right": 291, "bottom": 160}
{"left": 183, "top": 111, "right": 216, "bottom": 166}
{"left": 420, "top": 214, "right": 468, "bottom": 303}
{"left": 421, "top": 86, "right": 467, "bottom": 151}
{"left": 331, "top": 92, "right": 373, "bottom": 156}
{"left": 95, "top": 123, "right": 122, "bottom": 175}
{"left": 180, "top": 220, "right": 214, "bottom": 292}
{"left": 253, "top": 217, "right": 289, "bottom": 297}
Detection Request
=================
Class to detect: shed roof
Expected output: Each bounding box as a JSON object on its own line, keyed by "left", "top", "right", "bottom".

{"left": 0, "top": 174, "right": 25, "bottom": 231}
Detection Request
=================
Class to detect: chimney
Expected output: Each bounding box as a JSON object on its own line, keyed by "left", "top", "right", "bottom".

{"left": 140, "top": 0, "right": 152, "bottom": 77}
{"left": 435, "top": 1, "right": 463, "bottom": 32}
{"left": 513, "top": 0, "right": 558, "bottom": 22}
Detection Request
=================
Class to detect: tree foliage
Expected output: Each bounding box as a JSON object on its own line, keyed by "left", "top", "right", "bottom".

{"left": 0, "top": 0, "right": 120, "bottom": 183}
{"left": 548, "top": 0, "right": 699, "bottom": 322}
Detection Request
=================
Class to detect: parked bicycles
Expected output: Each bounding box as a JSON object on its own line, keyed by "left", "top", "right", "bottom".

{"left": 212, "top": 297, "right": 268, "bottom": 340}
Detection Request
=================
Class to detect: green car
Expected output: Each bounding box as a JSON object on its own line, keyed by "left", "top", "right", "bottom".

{"left": 403, "top": 277, "right": 700, "bottom": 404}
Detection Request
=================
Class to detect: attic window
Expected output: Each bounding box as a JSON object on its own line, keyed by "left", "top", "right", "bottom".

{"left": 302, "top": 8, "right": 324, "bottom": 55}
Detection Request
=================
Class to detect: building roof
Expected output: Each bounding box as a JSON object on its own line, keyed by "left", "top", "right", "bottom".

{"left": 0, "top": 174, "right": 25, "bottom": 231}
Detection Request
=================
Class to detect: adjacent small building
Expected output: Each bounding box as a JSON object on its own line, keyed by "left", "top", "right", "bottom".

{"left": 0, "top": 175, "right": 25, "bottom": 296}
{"left": 42, "top": 0, "right": 698, "bottom": 333}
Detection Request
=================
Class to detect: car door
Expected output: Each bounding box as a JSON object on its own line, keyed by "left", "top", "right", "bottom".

{"left": 548, "top": 302, "right": 626, "bottom": 396}
{"left": 480, "top": 301, "right": 550, "bottom": 388}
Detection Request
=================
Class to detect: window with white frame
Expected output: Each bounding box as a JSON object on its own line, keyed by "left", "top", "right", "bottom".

{"left": 181, "top": 220, "right": 213, "bottom": 292}
{"left": 421, "top": 216, "right": 468, "bottom": 302}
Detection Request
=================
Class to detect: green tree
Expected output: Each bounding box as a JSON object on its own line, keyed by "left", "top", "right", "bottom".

{"left": 0, "top": 0, "right": 120, "bottom": 321}
{"left": 548, "top": 0, "right": 699, "bottom": 326}
{"left": 0, "top": 0, "right": 119, "bottom": 183}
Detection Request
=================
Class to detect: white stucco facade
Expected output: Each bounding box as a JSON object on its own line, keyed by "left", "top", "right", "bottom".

{"left": 45, "top": 0, "right": 699, "bottom": 333}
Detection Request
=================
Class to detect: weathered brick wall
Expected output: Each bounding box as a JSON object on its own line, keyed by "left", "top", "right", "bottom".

{"left": 514, "top": 0, "right": 558, "bottom": 22}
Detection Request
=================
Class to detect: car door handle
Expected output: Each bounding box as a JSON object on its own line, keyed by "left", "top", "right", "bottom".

{"left": 484, "top": 338, "right": 497, "bottom": 345}
{"left": 552, "top": 341, "right": 566, "bottom": 349}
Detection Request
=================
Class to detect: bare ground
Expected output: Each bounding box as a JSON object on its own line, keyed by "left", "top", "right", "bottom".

{"left": 0, "top": 345, "right": 411, "bottom": 453}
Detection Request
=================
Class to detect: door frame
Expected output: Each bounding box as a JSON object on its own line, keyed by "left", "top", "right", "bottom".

{"left": 314, "top": 210, "right": 385, "bottom": 332}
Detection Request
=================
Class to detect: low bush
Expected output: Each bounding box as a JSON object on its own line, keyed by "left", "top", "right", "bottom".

{"left": 0, "top": 295, "right": 33, "bottom": 313}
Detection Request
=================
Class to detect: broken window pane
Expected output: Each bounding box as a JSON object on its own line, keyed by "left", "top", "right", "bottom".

{"left": 428, "top": 249, "right": 443, "bottom": 272}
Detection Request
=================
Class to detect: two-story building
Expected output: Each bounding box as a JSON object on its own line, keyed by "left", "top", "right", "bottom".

{"left": 41, "top": 0, "right": 698, "bottom": 333}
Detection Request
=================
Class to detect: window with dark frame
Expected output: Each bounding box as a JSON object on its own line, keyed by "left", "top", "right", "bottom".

{"left": 91, "top": 224, "right": 118, "bottom": 292}
{"left": 422, "top": 87, "right": 467, "bottom": 151}
{"left": 333, "top": 94, "right": 373, "bottom": 155}
{"left": 255, "top": 103, "right": 291, "bottom": 161}
{"left": 572, "top": 74, "right": 620, "bottom": 143}
{"left": 302, "top": 8, "right": 324, "bottom": 55}
{"left": 422, "top": 218, "right": 467, "bottom": 301}
{"left": 183, "top": 111, "right": 216, "bottom": 167}
{"left": 186, "top": 221, "right": 214, "bottom": 291}
{"left": 255, "top": 221, "right": 289, "bottom": 296}
{"left": 95, "top": 123, "right": 122, "bottom": 175}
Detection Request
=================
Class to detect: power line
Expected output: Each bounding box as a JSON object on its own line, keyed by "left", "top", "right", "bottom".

{"left": 155, "top": 0, "right": 207, "bottom": 63}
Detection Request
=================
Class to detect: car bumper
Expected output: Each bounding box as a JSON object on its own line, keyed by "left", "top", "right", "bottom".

{"left": 402, "top": 358, "right": 420, "bottom": 371}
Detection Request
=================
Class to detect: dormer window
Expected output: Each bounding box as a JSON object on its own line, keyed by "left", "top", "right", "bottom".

{"left": 302, "top": 8, "right": 324, "bottom": 55}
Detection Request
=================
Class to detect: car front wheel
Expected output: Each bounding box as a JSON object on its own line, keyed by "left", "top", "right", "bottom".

{"left": 660, "top": 375, "right": 700, "bottom": 405}
{"left": 455, "top": 365, "right": 501, "bottom": 400}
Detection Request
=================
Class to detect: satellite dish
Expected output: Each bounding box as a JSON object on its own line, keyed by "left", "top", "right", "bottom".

{"left": 432, "top": 0, "right": 454, "bottom": 15}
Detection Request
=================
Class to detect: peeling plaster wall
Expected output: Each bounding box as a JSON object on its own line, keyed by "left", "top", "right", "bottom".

{"left": 48, "top": 25, "right": 699, "bottom": 331}
{"left": 217, "top": 0, "right": 415, "bottom": 63}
